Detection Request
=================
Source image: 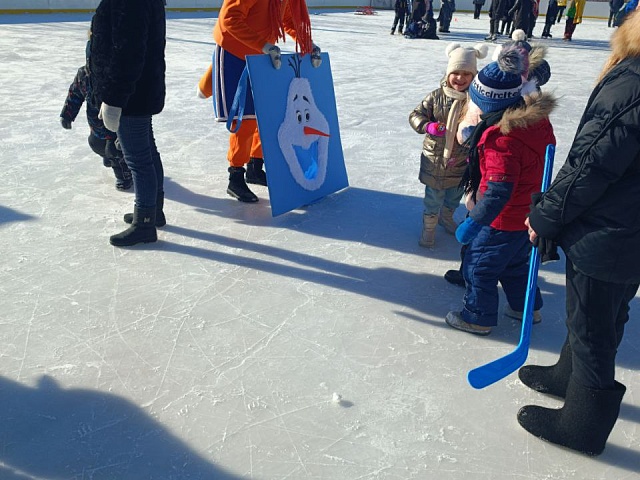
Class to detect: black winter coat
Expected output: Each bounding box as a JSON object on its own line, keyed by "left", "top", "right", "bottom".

{"left": 529, "top": 57, "right": 640, "bottom": 284}
{"left": 90, "top": 0, "right": 166, "bottom": 116}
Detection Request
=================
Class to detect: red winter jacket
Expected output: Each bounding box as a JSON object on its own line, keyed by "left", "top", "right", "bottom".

{"left": 477, "top": 92, "right": 556, "bottom": 231}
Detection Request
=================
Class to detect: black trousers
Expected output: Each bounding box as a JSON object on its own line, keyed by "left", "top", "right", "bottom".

{"left": 474, "top": 4, "right": 482, "bottom": 18}
{"left": 566, "top": 258, "right": 639, "bottom": 389}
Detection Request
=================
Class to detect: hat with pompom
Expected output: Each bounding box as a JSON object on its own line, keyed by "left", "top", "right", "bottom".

{"left": 446, "top": 42, "right": 489, "bottom": 76}
{"left": 469, "top": 44, "right": 528, "bottom": 113}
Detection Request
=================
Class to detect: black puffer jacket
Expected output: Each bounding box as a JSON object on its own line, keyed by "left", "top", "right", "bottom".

{"left": 529, "top": 56, "right": 640, "bottom": 284}
{"left": 90, "top": 0, "right": 166, "bottom": 116}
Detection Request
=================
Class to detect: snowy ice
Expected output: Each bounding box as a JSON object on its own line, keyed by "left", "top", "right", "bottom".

{"left": 0, "top": 8, "right": 638, "bottom": 480}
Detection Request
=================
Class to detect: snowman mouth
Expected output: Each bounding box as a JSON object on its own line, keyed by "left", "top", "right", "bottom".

{"left": 293, "top": 141, "right": 319, "bottom": 180}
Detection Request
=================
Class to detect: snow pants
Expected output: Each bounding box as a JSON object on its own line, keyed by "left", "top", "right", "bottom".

{"left": 461, "top": 226, "right": 542, "bottom": 327}
{"left": 213, "top": 45, "right": 263, "bottom": 167}
{"left": 565, "top": 258, "right": 639, "bottom": 389}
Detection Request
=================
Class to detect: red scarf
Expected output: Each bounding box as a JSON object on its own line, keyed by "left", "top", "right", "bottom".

{"left": 270, "top": 0, "right": 313, "bottom": 55}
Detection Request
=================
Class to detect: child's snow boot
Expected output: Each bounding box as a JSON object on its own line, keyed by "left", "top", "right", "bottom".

{"left": 419, "top": 214, "right": 438, "bottom": 248}
{"left": 110, "top": 206, "right": 157, "bottom": 247}
{"left": 517, "top": 378, "right": 626, "bottom": 455}
{"left": 111, "top": 156, "right": 133, "bottom": 191}
{"left": 227, "top": 166, "right": 258, "bottom": 202}
{"left": 438, "top": 206, "right": 458, "bottom": 234}
{"left": 124, "top": 191, "right": 166, "bottom": 227}
{"left": 245, "top": 157, "right": 268, "bottom": 186}
{"left": 518, "top": 338, "right": 572, "bottom": 398}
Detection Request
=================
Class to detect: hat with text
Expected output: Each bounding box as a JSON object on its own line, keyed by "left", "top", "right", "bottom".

{"left": 469, "top": 44, "right": 527, "bottom": 113}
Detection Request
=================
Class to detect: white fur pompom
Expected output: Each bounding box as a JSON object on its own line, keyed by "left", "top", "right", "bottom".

{"left": 445, "top": 42, "right": 462, "bottom": 57}
{"left": 512, "top": 29, "right": 527, "bottom": 41}
{"left": 473, "top": 43, "right": 489, "bottom": 59}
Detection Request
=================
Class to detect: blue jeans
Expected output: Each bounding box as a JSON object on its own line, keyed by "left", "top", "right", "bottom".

{"left": 461, "top": 227, "right": 543, "bottom": 327}
{"left": 423, "top": 185, "right": 463, "bottom": 215}
{"left": 118, "top": 115, "right": 164, "bottom": 209}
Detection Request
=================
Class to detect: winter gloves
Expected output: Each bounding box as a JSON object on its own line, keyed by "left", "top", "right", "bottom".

{"left": 311, "top": 44, "right": 322, "bottom": 68}
{"left": 263, "top": 43, "right": 323, "bottom": 69}
{"left": 263, "top": 43, "right": 282, "bottom": 69}
{"left": 529, "top": 193, "right": 560, "bottom": 264}
{"left": 455, "top": 217, "right": 483, "bottom": 244}
{"left": 98, "top": 103, "right": 122, "bottom": 133}
{"left": 60, "top": 117, "right": 72, "bottom": 129}
{"left": 426, "top": 122, "right": 446, "bottom": 136}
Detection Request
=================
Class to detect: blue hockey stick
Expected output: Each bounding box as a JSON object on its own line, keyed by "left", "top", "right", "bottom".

{"left": 467, "top": 144, "right": 555, "bottom": 389}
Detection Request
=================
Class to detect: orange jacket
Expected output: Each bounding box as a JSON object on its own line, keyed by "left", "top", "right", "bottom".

{"left": 213, "top": 0, "right": 300, "bottom": 59}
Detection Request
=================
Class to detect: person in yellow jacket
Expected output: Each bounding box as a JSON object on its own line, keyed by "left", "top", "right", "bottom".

{"left": 198, "top": 0, "right": 321, "bottom": 202}
{"left": 562, "top": 0, "right": 586, "bottom": 40}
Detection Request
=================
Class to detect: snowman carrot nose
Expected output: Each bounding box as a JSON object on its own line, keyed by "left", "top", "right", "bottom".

{"left": 303, "top": 126, "right": 329, "bottom": 137}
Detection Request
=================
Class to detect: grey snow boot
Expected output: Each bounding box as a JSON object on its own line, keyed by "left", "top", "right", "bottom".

{"left": 124, "top": 191, "right": 166, "bottom": 227}
{"left": 110, "top": 206, "right": 157, "bottom": 247}
{"left": 517, "top": 378, "right": 626, "bottom": 456}
{"left": 227, "top": 166, "right": 258, "bottom": 202}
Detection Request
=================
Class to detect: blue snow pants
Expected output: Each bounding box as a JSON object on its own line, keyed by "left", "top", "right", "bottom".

{"left": 461, "top": 226, "right": 543, "bottom": 327}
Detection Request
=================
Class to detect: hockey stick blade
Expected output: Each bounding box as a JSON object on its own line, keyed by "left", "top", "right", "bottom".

{"left": 467, "top": 144, "right": 555, "bottom": 389}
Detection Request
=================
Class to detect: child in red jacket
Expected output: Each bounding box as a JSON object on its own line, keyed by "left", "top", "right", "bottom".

{"left": 445, "top": 45, "right": 557, "bottom": 336}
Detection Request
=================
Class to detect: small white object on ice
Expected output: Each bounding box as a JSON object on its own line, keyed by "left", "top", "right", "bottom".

{"left": 332, "top": 392, "right": 342, "bottom": 403}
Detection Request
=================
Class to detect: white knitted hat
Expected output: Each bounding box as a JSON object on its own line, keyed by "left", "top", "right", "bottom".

{"left": 446, "top": 43, "right": 489, "bottom": 76}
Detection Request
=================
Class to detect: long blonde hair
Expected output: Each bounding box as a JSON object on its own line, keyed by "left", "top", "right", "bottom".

{"left": 597, "top": 9, "right": 640, "bottom": 83}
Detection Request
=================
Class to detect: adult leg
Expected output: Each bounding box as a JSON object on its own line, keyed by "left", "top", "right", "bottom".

{"left": 111, "top": 115, "right": 161, "bottom": 246}
{"left": 518, "top": 260, "right": 636, "bottom": 455}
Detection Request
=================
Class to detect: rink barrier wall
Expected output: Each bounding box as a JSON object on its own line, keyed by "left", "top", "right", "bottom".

{"left": 0, "top": 0, "right": 611, "bottom": 19}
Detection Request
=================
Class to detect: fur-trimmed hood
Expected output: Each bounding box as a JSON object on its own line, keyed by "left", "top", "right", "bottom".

{"left": 498, "top": 91, "right": 557, "bottom": 135}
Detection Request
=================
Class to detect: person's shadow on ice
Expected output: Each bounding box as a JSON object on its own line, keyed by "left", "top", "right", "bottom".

{"left": 0, "top": 375, "right": 241, "bottom": 479}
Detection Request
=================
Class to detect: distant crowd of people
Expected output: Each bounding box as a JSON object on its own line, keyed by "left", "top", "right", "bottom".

{"left": 391, "top": 0, "right": 638, "bottom": 41}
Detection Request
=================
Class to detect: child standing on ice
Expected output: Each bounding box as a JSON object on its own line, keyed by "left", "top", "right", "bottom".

{"left": 409, "top": 43, "right": 488, "bottom": 248}
{"left": 60, "top": 36, "right": 132, "bottom": 191}
{"left": 445, "top": 45, "right": 557, "bottom": 336}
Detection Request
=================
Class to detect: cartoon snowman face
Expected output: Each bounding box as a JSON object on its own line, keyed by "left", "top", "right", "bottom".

{"left": 277, "top": 77, "right": 330, "bottom": 191}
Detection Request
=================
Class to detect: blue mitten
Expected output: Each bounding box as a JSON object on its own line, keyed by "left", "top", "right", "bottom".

{"left": 455, "top": 217, "right": 483, "bottom": 245}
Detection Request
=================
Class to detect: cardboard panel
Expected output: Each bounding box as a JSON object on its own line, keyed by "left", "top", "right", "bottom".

{"left": 246, "top": 52, "right": 348, "bottom": 216}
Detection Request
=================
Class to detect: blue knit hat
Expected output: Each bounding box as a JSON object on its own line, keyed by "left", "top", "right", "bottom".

{"left": 469, "top": 44, "right": 527, "bottom": 113}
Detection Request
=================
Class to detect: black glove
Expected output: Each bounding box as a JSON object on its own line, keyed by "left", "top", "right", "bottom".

{"left": 529, "top": 192, "right": 560, "bottom": 264}
{"left": 105, "top": 139, "right": 122, "bottom": 159}
{"left": 60, "top": 117, "right": 72, "bottom": 129}
{"left": 533, "top": 236, "right": 560, "bottom": 264}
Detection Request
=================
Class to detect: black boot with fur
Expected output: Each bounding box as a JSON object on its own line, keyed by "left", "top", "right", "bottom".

{"left": 245, "top": 158, "right": 268, "bottom": 186}
{"left": 518, "top": 338, "right": 572, "bottom": 398}
{"left": 227, "top": 166, "right": 258, "bottom": 202}
{"left": 518, "top": 379, "right": 626, "bottom": 456}
{"left": 124, "top": 191, "right": 166, "bottom": 227}
{"left": 110, "top": 206, "right": 157, "bottom": 247}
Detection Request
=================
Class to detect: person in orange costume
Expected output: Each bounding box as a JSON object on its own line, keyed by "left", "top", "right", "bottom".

{"left": 198, "top": 0, "right": 321, "bottom": 202}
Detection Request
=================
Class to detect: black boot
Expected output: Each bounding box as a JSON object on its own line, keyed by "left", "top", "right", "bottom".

{"left": 110, "top": 206, "right": 157, "bottom": 247}
{"left": 245, "top": 157, "right": 268, "bottom": 186}
{"left": 227, "top": 166, "right": 258, "bottom": 202}
{"left": 518, "top": 338, "right": 572, "bottom": 398}
{"left": 518, "top": 379, "right": 626, "bottom": 456}
{"left": 444, "top": 269, "right": 465, "bottom": 287}
{"left": 111, "top": 156, "right": 133, "bottom": 191}
{"left": 124, "top": 191, "right": 166, "bottom": 227}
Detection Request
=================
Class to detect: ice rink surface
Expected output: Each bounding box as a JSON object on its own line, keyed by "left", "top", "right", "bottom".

{"left": 0, "top": 8, "right": 638, "bottom": 480}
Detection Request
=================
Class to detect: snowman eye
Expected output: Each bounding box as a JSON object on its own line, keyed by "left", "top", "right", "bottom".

{"left": 305, "top": 110, "right": 310, "bottom": 121}
{"left": 296, "top": 111, "right": 302, "bottom": 123}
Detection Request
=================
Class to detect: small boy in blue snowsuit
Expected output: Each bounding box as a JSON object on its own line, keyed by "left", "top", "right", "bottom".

{"left": 60, "top": 38, "right": 132, "bottom": 190}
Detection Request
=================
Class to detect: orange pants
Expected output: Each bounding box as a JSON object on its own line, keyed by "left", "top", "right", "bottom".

{"left": 228, "top": 119, "right": 263, "bottom": 167}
